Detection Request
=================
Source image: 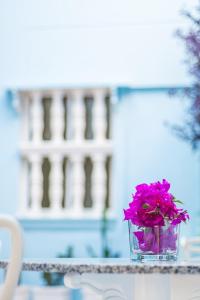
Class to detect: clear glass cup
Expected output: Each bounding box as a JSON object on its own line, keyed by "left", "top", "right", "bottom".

{"left": 128, "top": 220, "right": 180, "bottom": 261}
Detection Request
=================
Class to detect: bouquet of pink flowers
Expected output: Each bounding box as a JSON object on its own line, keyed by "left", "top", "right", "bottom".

{"left": 124, "top": 179, "right": 189, "bottom": 226}
{"left": 124, "top": 179, "right": 189, "bottom": 256}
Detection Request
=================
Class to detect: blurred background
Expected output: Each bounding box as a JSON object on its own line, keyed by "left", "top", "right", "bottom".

{"left": 0, "top": 0, "right": 200, "bottom": 290}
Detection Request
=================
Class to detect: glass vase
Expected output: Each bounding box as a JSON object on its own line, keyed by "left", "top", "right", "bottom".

{"left": 128, "top": 220, "right": 180, "bottom": 261}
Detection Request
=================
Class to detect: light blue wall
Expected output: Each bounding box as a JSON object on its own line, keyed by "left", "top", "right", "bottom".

{"left": 0, "top": 0, "right": 192, "bottom": 88}
{"left": 0, "top": 91, "right": 19, "bottom": 214}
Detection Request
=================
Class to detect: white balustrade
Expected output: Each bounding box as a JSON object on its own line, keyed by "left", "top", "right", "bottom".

{"left": 70, "top": 155, "right": 85, "bottom": 217}
{"left": 72, "top": 90, "right": 85, "bottom": 141}
{"left": 51, "top": 90, "right": 65, "bottom": 141}
{"left": 29, "top": 154, "right": 43, "bottom": 215}
{"left": 93, "top": 89, "right": 106, "bottom": 140}
{"left": 92, "top": 154, "right": 106, "bottom": 216}
{"left": 49, "top": 154, "right": 63, "bottom": 213}
{"left": 19, "top": 88, "right": 112, "bottom": 218}
{"left": 31, "top": 92, "right": 43, "bottom": 143}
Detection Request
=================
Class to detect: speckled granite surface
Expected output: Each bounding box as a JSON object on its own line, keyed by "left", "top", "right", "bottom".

{"left": 0, "top": 258, "right": 200, "bottom": 274}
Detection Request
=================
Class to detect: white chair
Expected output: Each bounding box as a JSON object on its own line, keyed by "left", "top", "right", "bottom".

{"left": 0, "top": 215, "right": 23, "bottom": 300}
{"left": 181, "top": 236, "right": 200, "bottom": 260}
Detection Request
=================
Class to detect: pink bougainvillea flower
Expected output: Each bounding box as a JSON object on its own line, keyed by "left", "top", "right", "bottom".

{"left": 124, "top": 179, "right": 189, "bottom": 227}
{"left": 171, "top": 211, "right": 190, "bottom": 225}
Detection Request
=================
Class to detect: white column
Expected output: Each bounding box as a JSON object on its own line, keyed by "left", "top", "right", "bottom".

{"left": 51, "top": 90, "right": 64, "bottom": 141}
{"left": 65, "top": 159, "right": 73, "bottom": 209}
{"left": 72, "top": 90, "right": 85, "bottom": 141}
{"left": 30, "top": 154, "right": 43, "bottom": 215}
{"left": 49, "top": 154, "right": 63, "bottom": 214}
{"left": 93, "top": 89, "right": 106, "bottom": 140}
{"left": 92, "top": 154, "right": 106, "bottom": 216}
{"left": 31, "top": 92, "right": 43, "bottom": 143}
{"left": 20, "top": 94, "right": 30, "bottom": 142}
{"left": 19, "top": 157, "right": 29, "bottom": 215}
{"left": 71, "top": 155, "right": 85, "bottom": 217}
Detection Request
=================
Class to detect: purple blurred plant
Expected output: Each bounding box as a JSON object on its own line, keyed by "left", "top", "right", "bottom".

{"left": 174, "top": 3, "right": 200, "bottom": 149}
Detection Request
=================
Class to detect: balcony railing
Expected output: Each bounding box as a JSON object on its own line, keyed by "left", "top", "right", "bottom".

{"left": 18, "top": 88, "right": 113, "bottom": 219}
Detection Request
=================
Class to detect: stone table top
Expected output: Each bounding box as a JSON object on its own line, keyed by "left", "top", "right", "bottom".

{"left": 0, "top": 258, "right": 200, "bottom": 274}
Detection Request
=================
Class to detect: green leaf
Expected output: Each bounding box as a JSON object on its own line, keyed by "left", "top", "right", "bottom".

{"left": 173, "top": 199, "right": 183, "bottom": 204}
{"left": 142, "top": 203, "right": 150, "bottom": 209}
